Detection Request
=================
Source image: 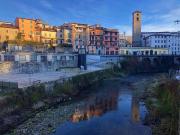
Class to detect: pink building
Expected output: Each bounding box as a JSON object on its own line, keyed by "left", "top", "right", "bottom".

{"left": 103, "top": 28, "right": 119, "bottom": 55}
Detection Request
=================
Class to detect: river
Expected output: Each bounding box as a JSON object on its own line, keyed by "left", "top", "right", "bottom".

{"left": 11, "top": 75, "right": 157, "bottom": 135}
{"left": 53, "top": 75, "right": 152, "bottom": 135}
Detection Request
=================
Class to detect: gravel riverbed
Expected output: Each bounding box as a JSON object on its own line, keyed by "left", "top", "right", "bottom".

{"left": 6, "top": 101, "right": 85, "bottom": 135}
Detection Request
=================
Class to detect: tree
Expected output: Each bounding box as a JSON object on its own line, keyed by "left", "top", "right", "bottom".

{"left": 16, "top": 32, "right": 23, "bottom": 46}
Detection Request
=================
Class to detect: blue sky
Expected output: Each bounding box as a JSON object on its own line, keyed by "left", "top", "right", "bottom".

{"left": 0, "top": 0, "right": 180, "bottom": 35}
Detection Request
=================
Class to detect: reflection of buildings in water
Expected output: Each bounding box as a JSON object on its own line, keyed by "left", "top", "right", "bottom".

{"left": 131, "top": 95, "right": 140, "bottom": 123}
{"left": 71, "top": 90, "right": 118, "bottom": 122}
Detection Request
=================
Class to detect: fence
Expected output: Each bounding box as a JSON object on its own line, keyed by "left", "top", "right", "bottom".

{"left": 0, "top": 81, "right": 18, "bottom": 89}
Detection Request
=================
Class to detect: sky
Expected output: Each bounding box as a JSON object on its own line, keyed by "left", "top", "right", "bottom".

{"left": 0, "top": 0, "right": 180, "bottom": 35}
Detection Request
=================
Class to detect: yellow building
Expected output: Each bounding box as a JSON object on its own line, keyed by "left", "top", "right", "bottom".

{"left": 41, "top": 29, "right": 57, "bottom": 47}
{"left": 0, "top": 24, "right": 18, "bottom": 43}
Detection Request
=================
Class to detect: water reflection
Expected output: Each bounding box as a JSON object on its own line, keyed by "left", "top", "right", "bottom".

{"left": 55, "top": 79, "right": 151, "bottom": 135}
{"left": 131, "top": 96, "right": 140, "bottom": 123}
{"left": 71, "top": 90, "right": 119, "bottom": 122}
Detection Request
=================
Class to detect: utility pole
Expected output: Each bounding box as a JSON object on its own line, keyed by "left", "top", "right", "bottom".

{"left": 174, "top": 20, "right": 180, "bottom": 55}
{"left": 174, "top": 20, "right": 180, "bottom": 31}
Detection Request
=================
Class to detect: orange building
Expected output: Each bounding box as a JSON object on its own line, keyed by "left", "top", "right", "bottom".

{"left": 15, "top": 18, "right": 40, "bottom": 42}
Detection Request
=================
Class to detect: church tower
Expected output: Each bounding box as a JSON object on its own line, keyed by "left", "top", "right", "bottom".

{"left": 132, "top": 11, "right": 142, "bottom": 47}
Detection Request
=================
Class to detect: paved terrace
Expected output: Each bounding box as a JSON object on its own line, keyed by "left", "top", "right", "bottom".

{"left": 0, "top": 65, "right": 107, "bottom": 88}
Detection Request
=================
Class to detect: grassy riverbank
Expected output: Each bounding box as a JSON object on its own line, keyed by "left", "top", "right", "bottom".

{"left": 0, "top": 67, "right": 122, "bottom": 134}
{"left": 144, "top": 78, "right": 180, "bottom": 135}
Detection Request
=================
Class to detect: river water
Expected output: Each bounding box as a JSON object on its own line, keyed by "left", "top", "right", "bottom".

{"left": 54, "top": 76, "right": 152, "bottom": 135}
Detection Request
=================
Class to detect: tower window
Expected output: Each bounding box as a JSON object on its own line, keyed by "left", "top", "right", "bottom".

{"left": 137, "top": 17, "right": 139, "bottom": 21}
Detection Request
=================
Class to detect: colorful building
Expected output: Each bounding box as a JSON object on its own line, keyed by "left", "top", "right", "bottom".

{"left": 15, "top": 18, "right": 40, "bottom": 42}
{"left": 103, "top": 28, "right": 119, "bottom": 55}
{"left": 88, "top": 25, "right": 104, "bottom": 54}
{"left": 41, "top": 28, "right": 57, "bottom": 47}
{"left": 0, "top": 24, "right": 18, "bottom": 43}
{"left": 63, "top": 23, "right": 90, "bottom": 52}
{"left": 57, "top": 25, "right": 72, "bottom": 46}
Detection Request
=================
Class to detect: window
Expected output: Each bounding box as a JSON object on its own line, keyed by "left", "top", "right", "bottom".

{"left": 69, "top": 56, "right": 74, "bottom": 60}
{"left": 6, "top": 36, "right": 9, "bottom": 40}
{"left": 137, "top": 17, "right": 139, "bottom": 21}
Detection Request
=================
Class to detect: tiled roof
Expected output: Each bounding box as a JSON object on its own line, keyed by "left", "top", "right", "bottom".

{"left": 0, "top": 24, "right": 18, "bottom": 29}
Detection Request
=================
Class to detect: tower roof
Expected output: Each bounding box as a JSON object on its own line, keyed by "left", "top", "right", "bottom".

{"left": 133, "top": 10, "right": 141, "bottom": 14}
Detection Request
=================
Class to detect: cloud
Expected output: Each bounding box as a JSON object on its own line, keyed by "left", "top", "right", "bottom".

{"left": 40, "top": 0, "right": 53, "bottom": 10}
{"left": 142, "top": 24, "right": 177, "bottom": 32}
{"left": 142, "top": 6, "right": 180, "bottom": 32}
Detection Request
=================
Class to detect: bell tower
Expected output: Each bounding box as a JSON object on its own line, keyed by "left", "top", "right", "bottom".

{"left": 132, "top": 11, "right": 142, "bottom": 47}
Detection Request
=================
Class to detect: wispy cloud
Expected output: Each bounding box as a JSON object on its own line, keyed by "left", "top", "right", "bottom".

{"left": 40, "top": 0, "right": 54, "bottom": 10}
{"left": 142, "top": 6, "right": 180, "bottom": 32}
{"left": 115, "top": 6, "right": 180, "bottom": 36}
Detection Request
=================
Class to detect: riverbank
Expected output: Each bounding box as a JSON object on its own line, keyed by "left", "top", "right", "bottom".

{"left": 143, "top": 77, "right": 180, "bottom": 135}
{"left": 0, "top": 66, "right": 122, "bottom": 135}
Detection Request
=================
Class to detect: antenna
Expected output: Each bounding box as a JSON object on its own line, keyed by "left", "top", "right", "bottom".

{"left": 174, "top": 20, "right": 180, "bottom": 32}
{"left": 174, "top": 20, "right": 180, "bottom": 24}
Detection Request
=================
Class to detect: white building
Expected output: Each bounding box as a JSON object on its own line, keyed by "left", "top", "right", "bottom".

{"left": 119, "top": 47, "right": 168, "bottom": 55}
{"left": 56, "top": 26, "right": 72, "bottom": 46}
{"left": 141, "top": 32, "right": 180, "bottom": 55}
{"left": 119, "top": 33, "right": 132, "bottom": 47}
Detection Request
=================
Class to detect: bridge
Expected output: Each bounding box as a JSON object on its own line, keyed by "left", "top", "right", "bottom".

{"left": 99, "top": 55, "right": 180, "bottom": 65}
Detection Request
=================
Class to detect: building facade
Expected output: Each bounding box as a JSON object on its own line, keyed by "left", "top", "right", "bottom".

{"left": 0, "top": 24, "right": 18, "bottom": 43}
{"left": 141, "top": 32, "right": 180, "bottom": 55}
{"left": 41, "top": 29, "right": 57, "bottom": 47}
{"left": 119, "top": 33, "right": 132, "bottom": 47}
{"left": 63, "top": 23, "right": 90, "bottom": 52}
{"left": 88, "top": 25, "right": 104, "bottom": 54}
{"left": 132, "top": 11, "right": 142, "bottom": 47}
{"left": 119, "top": 47, "right": 168, "bottom": 55}
{"left": 57, "top": 25, "right": 72, "bottom": 46}
{"left": 103, "top": 28, "right": 119, "bottom": 55}
{"left": 15, "top": 18, "right": 39, "bottom": 42}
